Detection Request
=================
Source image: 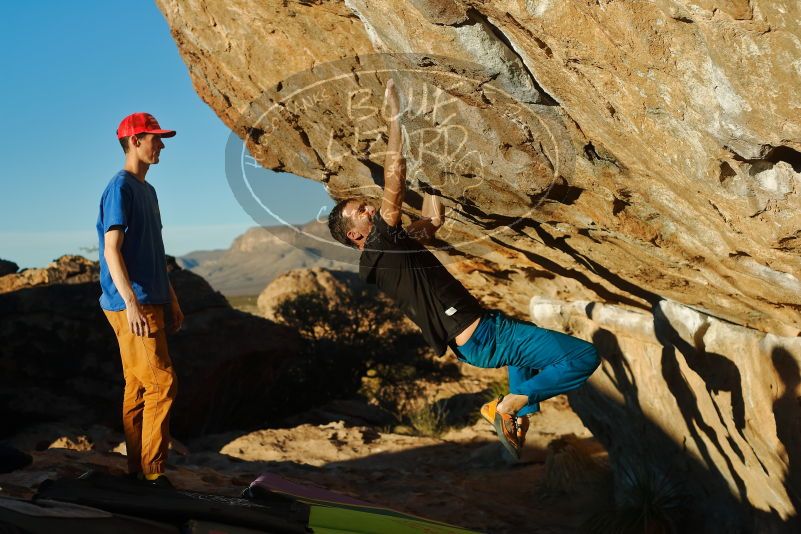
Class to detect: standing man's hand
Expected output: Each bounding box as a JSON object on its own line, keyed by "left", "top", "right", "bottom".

{"left": 126, "top": 299, "right": 150, "bottom": 337}
{"left": 167, "top": 281, "right": 183, "bottom": 334}
{"left": 169, "top": 299, "right": 184, "bottom": 334}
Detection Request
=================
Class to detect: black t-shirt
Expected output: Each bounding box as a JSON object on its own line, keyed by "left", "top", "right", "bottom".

{"left": 359, "top": 212, "right": 484, "bottom": 355}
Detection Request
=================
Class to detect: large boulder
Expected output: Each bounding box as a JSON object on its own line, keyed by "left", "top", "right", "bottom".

{"left": 257, "top": 267, "right": 365, "bottom": 321}
{"left": 156, "top": 1, "right": 801, "bottom": 530}
{"left": 0, "top": 256, "right": 302, "bottom": 439}
{"left": 531, "top": 297, "right": 801, "bottom": 531}
{"left": 157, "top": 0, "right": 801, "bottom": 335}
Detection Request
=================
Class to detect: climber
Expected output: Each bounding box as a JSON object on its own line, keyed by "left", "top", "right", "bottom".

{"left": 327, "top": 79, "right": 601, "bottom": 459}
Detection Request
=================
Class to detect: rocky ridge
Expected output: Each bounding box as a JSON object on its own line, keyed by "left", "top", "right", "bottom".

{"left": 0, "top": 255, "right": 98, "bottom": 294}
{"left": 0, "top": 259, "right": 19, "bottom": 277}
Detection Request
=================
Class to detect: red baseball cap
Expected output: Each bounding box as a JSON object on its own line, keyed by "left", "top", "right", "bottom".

{"left": 116, "top": 112, "right": 176, "bottom": 139}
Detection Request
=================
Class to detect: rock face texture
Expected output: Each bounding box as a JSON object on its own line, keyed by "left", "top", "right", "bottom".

{"left": 157, "top": 0, "right": 801, "bottom": 529}
{"left": 157, "top": 0, "right": 801, "bottom": 334}
{"left": 532, "top": 297, "right": 801, "bottom": 530}
{"left": 0, "top": 256, "right": 302, "bottom": 439}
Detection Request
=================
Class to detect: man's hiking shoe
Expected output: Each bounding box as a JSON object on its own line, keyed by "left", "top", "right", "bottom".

{"left": 480, "top": 396, "right": 529, "bottom": 459}
{"left": 143, "top": 473, "right": 173, "bottom": 488}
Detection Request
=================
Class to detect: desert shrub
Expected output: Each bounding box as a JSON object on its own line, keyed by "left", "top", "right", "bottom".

{"left": 407, "top": 400, "right": 450, "bottom": 437}
{"left": 360, "top": 363, "right": 424, "bottom": 421}
{"left": 269, "top": 287, "right": 438, "bottom": 418}
{"left": 541, "top": 435, "right": 608, "bottom": 496}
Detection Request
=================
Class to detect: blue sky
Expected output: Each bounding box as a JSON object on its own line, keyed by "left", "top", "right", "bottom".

{"left": 0, "top": 2, "right": 331, "bottom": 269}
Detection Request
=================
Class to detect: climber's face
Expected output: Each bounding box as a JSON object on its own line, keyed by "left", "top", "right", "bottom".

{"left": 343, "top": 199, "right": 376, "bottom": 249}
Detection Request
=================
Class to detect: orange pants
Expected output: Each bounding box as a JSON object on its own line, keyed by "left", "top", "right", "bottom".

{"left": 104, "top": 305, "right": 177, "bottom": 475}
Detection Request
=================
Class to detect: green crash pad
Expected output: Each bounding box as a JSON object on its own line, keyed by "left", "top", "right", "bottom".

{"left": 246, "top": 473, "right": 481, "bottom": 534}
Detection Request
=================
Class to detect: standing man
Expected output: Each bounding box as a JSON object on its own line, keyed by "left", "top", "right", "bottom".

{"left": 96, "top": 112, "right": 182, "bottom": 486}
{"left": 328, "top": 81, "right": 600, "bottom": 459}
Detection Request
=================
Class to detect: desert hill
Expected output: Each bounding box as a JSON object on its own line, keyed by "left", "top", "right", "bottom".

{"left": 178, "top": 220, "right": 358, "bottom": 296}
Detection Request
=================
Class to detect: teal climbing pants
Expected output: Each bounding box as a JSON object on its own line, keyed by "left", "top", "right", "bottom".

{"left": 453, "top": 311, "right": 600, "bottom": 417}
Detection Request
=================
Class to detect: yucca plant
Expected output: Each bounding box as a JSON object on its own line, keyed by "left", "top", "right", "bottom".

{"left": 583, "top": 464, "right": 687, "bottom": 534}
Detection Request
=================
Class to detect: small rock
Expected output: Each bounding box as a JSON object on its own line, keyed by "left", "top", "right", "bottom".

{"left": 48, "top": 435, "right": 93, "bottom": 452}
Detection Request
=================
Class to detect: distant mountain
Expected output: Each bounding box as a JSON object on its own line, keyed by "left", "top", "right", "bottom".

{"left": 178, "top": 220, "right": 359, "bottom": 296}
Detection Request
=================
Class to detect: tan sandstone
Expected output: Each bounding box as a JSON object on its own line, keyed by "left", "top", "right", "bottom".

{"left": 156, "top": 0, "right": 801, "bottom": 529}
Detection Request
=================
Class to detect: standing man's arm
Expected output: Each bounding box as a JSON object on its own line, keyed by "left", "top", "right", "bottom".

{"left": 167, "top": 281, "right": 183, "bottom": 333}
{"left": 380, "top": 79, "right": 406, "bottom": 227}
{"left": 104, "top": 228, "right": 150, "bottom": 337}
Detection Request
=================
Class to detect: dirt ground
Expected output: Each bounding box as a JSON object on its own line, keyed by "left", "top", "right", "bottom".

{"left": 0, "top": 365, "right": 611, "bottom": 533}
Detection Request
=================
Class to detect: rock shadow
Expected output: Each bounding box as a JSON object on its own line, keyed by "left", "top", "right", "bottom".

{"left": 569, "top": 327, "right": 794, "bottom": 532}
{"left": 652, "top": 305, "right": 751, "bottom": 500}
{"left": 772, "top": 347, "right": 801, "bottom": 512}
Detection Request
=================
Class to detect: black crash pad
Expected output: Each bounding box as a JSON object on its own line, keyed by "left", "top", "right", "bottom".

{"left": 0, "top": 495, "right": 178, "bottom": 534}
{"left": 34, "top": 472, "right": 310, "bottom": 533}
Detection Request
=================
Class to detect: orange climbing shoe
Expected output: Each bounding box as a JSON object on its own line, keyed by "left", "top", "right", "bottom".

{"left": 480, "top": 396, "right": 529, "bottom": 459}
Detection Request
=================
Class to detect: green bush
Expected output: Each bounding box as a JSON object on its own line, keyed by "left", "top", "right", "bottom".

{"left": 407, "top": 400, "right": 450, "bottom": 438}
{"left": 269, "top": 287, "right": 436, "bottom": 419}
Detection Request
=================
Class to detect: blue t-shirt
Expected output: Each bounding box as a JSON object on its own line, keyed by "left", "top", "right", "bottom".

{"left": 96, "top": 170, "right": 170, "bottom": 311}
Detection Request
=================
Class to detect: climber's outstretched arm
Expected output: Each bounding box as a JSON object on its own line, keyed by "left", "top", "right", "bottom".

{"left": 380, "top": 79, "right": 406, "bottom": 228}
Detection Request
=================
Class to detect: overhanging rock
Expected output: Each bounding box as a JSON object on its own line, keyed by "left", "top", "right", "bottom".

{"left": 156, "top": 1, "right": 801, "bottom": 530}
{"left": 157, "top": 0, "right": 801, "bottom": 336}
